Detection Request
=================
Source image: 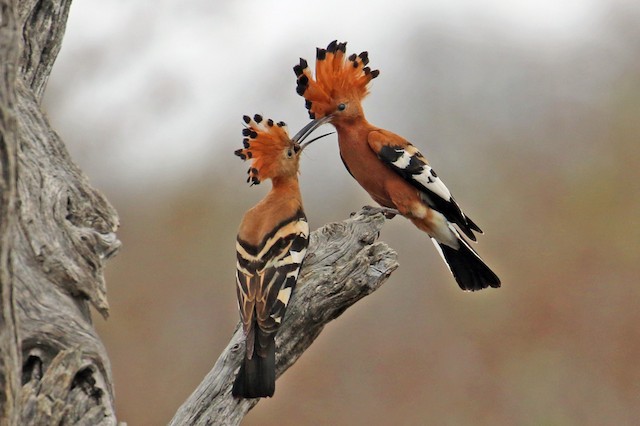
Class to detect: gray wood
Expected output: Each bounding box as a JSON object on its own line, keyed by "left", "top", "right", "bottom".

{"left": 170, "top": 207, "right": 399, "bottom": 426}
{"left": 0, "top": 1, "right": 21, "bottom": 424}
{"left": 1, "top": 0, "right": 121, "bottom": 424}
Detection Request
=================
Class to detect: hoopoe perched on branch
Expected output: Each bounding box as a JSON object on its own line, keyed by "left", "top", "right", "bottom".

{"left": 232, "top": 114, "right": 330, "bottom": 398}
{"left": 293, "top": 40, "right": 500, "bottom": 291}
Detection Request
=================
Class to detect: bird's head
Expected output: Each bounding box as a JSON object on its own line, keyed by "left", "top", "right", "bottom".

{"left": 234, "top": 114, "right": 332, "bottom": 186}
{"left": 294, "top": 40, "right": 379, "bottom": 126}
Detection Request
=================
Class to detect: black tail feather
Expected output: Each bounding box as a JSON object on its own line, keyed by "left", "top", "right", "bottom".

{"left": 232, "top": 336, "right": 276, "bottom": 398}
{"left": 466, "top": 216, "right": 483, "bottom": 234}
{"left": 434, "top": 237, "right": 501, "bottom": 291}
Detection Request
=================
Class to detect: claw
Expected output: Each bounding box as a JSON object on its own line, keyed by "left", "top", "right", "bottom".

{"left": 362, "top": 205, "right": 399, "bottom": 219}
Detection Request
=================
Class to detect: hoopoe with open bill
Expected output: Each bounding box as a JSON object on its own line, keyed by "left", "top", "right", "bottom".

{"left": 232, "top": 114, "right": 330, "bottom": 398}
{"left": 293, "top": 40, "right": 500, "bottom": 291}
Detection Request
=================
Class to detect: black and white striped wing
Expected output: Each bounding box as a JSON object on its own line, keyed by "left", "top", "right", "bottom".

{"left": 235, "top": 214, "right": 309, "bottom": 357}
{"left": 370, "top": 134, "right": 482, "bottom": 241}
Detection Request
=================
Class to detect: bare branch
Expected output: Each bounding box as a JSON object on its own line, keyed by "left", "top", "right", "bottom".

{"left": 170, "top": 207, "right": 399, "bottom": 426}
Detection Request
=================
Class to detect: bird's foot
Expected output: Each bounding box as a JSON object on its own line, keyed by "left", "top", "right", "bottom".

{"left": 361, "top": 205, "right": 400, "bottom": 219}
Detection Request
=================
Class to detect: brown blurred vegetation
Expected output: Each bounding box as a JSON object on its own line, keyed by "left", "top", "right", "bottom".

{"left": 44, "top": 4, "right": 640, "bottom": 425}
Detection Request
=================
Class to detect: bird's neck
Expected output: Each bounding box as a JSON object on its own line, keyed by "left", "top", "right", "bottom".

{"left": 334, "top": 115, "right": 374, "bottom": 147}
{"left": 269, "top": 175, "right": 302, "bottom": 201}
{"left": 239, "top": 175, "right": 303, "bottom": 246}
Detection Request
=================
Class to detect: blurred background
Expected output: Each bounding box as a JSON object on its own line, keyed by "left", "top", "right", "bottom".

{"left": 44, "top": 0, "right": 640, "bottom": 424}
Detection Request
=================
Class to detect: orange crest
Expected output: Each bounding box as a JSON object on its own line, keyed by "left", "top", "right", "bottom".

{"left": 234, "top": 114, "right": 293, "bottom": 185}
{"left": 294, "top": 40, "right": 379, "bottom": 119}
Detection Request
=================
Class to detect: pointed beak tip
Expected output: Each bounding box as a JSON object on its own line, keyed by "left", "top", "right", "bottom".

{"left": 299, "top": 131, "right": 335, "bottom": 152}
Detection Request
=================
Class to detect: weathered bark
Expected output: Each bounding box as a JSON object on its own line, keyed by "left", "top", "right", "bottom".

{"left": 0, "top": 0, "right": 121, "bottom": 424}
{"left": 170, "top": 207, "right": 399, "bottom": 426}
{"left": 0, "top": 1, "right": 21, "bottom": 423}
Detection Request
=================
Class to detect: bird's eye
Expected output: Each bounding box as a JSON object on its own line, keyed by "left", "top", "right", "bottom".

{"left": 286, "top": 149, "right": 293, "bottom": 158}
{"left": 337, "top": 103, "right": 346, "bottom": 111}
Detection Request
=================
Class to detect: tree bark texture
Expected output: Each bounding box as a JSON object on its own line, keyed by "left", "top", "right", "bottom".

{"left": 0, "top": 1, "right": 21, "bottom": 423}
{"left": 170, "top": 207, "right": 399, "bottom": 426}
{"left": 0, "top": 0, "right": 121, "bottom": 424}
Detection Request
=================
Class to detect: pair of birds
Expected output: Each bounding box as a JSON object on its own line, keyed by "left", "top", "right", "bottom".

{"left": 232, "top": 40, "right": 501, "bottom": 399}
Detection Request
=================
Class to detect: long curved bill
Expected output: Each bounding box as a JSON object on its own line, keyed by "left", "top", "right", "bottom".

{"left": 292, "top": 115, "right": 334, "bottom": 151}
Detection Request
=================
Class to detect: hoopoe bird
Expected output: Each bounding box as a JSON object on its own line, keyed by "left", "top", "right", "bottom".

{"left": 232, "top": 114, "right": 329, "bottom": 398}
{"left": 293, "top": 40, "right": 500, "bottom": 291}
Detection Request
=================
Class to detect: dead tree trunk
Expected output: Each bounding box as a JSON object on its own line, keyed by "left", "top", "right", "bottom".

{"left": 1, "top": 1, "right": 21, "bottom": 423}
{"left": 0, "top": 1, "right": 400, "bottom": 424}
{"left": 0, "top": 0, "right": 121, "bottom": 424}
